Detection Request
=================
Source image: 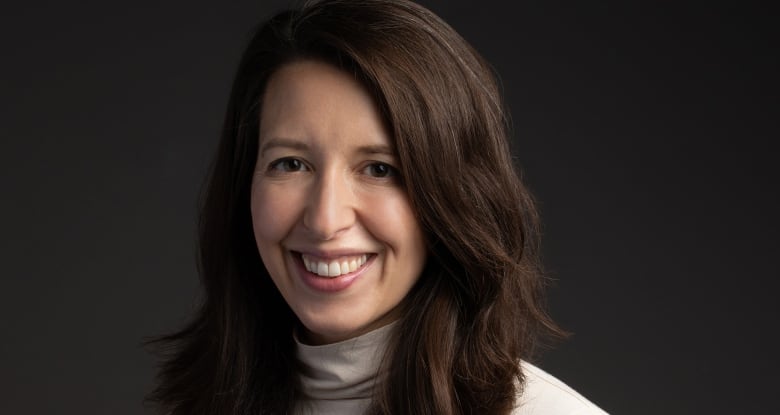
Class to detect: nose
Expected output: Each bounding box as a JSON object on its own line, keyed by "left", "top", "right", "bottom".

{"left": 302, "top": 169, "right": 356, "bottom": 240}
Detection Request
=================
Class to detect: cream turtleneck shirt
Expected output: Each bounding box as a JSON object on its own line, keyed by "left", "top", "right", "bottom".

{"left": 294, "top": 324, "right": 608, "bottom": 415}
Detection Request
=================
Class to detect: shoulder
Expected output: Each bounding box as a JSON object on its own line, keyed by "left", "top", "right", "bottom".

{"left": 513, "top": 361, "right": 609, "bottom": 415}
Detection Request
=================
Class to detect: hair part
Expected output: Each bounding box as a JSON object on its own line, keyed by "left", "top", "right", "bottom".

{"left": 147, "top": 1, "right": 563, "bottom": 414}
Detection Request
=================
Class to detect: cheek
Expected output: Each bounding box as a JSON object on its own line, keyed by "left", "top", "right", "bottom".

{"left": 364, "top": 191, "right": 426, "bottom": 257}
{"left": 251, "top": 182, "right": 298, "bottom": 246}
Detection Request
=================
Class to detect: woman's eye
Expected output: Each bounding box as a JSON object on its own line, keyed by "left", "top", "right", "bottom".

{"left": 364, "top": 162, "right": 397, "bottom": 178}
{"left": 269, "top": 158, "right": 307, "bottom": 172}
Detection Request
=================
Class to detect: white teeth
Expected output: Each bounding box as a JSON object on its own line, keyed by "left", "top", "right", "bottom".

{"left": 301, "top": 254, "right": 369, "bottom": 278}
{"left": 317, "top": 262, "right": 328, "bottom": 276}
{"left": 328, "top": 262, "right": 341, "bottom": 277}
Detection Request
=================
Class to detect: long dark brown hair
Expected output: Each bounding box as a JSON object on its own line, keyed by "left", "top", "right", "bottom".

{"left": 148, "top": 1, "right": 562, "bottom": 414}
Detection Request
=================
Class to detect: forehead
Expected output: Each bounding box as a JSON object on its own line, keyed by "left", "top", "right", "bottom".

{"left": 259, "top": 60, "right": 386, "bottom": 143}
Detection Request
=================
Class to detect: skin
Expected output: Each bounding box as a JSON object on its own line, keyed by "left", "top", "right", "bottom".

{"left": 251, "top": 60, "right": 427, "bottom": 345}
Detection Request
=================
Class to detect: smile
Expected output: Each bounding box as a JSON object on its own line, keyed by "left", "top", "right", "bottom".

{"left": 301, "top": 253, "right": 369, "bottom": 278}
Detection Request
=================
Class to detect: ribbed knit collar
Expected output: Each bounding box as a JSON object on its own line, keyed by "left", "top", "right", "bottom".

{"left": 295, "top": 323, "right": 394, "bottom": 405}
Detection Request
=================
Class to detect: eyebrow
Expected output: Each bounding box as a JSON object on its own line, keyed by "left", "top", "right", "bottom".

{"left": 356, "top": 144, "right": 395, "bottom": 157}
{"left": 259, "top": 138, "right": 308, "bottom": 157}
{"left": 259, "top": 138, "right": 396, "bottom": 158}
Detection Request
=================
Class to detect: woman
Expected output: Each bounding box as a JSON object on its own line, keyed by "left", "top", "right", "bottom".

{"left": 149, "top": 1, "right": 607, "bottom": 414}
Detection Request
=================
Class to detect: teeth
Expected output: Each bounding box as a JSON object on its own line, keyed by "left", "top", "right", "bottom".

{"left": 317, "top": 262, "right": 328, "bottom": 276}
{"left": 302, "top": 254, "right": 368, "bottom": 278}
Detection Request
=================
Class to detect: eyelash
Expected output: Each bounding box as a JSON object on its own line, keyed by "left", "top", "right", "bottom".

{"left": 266, "top": 158, "right": 399, "bottom": 181}
{"left": 268, "top": 157, "right": 308, "bottom": 173}
{"left": 362, "top": 162, "right": 398, "bottom": 179}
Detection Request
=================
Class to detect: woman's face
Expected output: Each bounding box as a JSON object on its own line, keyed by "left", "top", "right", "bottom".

{"left": 251, "top": 60, "right": 427, "bottom": 345}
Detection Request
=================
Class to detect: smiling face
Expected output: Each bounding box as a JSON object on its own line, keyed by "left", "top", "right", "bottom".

{"left": 251, "top": 60, "right": 427, "bottom": 345}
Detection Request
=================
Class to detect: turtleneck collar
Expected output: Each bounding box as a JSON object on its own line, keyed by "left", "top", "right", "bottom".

{"left": 294, "top": 323, "right": 395, "bottom": 414}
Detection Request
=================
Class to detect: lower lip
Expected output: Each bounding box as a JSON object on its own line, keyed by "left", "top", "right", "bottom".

{"left": 293, "top": 253, "right": 374, "bottom": 293}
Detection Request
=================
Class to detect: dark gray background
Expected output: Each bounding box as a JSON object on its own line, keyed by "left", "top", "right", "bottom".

{"left": 2, "top": 1, "right": 777, "bottom": 413}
